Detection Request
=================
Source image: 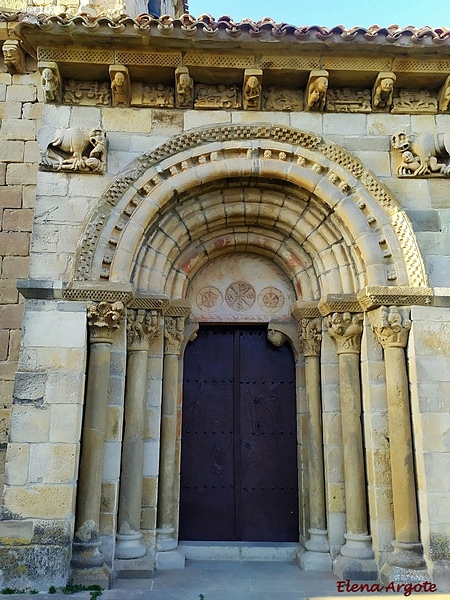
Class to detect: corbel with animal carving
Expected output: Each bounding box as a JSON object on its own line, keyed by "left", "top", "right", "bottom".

{"left": 40, "top": 127, "right": 107, "bottom": 173}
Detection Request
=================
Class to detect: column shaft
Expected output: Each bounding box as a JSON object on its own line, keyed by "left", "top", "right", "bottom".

{"left": 76, "top": 340, "right": 112, "bottom": 539}
{"left": 118, "top": 349, "right": 148, "bottom": 534}
{"left": 157, "top": 352, "right": 179, "bottom": 530}
{"left": 305, "top": 354, "right": 326, "bottom": 531}
{"left": 339, "top": 352, "right": 367, "bottom": 536}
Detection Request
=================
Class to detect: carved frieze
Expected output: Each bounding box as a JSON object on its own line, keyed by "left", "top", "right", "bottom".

{"left": 262, "top": 86, "right": 303, "bottom": 111}
{"left": 194, "top": 83, "right": 242, "bottom": 109}
{"left": 306, "top": 70, "right": 329, "bottom": 112}
{"left": 391, "top": 89, "right": 438, "bottom": 114}
{"left": 392, "top": 131, "right": 450, "bottom": 177}
{"left": 131, "top": 82, "right": 175, "bottom": 107}
{"left": 326, "top": 88, "right": 372, "bottom": 113}
{"left": 40, "top": 128, "right": 106, "bottom": 174}
{"left": 63, "top": 79, "right": 111, "bottom": 106}
{"left": 39, "top": 61, "right": 62, "bottom": 104}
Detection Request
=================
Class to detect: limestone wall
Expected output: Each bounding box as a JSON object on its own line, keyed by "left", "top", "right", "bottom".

{"left": 0, "top": 57, "right": 41, "bottom": 493}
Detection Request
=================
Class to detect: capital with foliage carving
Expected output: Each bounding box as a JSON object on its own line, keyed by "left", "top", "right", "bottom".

{"left": 87, "top": 300, "right": 125, "bottom": 342}
{"left": 301, "top": 318, "right": 322, "bottom": 357}
{"left": 325, "top": 312, "right": 363, "bottom": 355}
{"left": 164, "top": 316, "right": 185, "bottom": 355}
{"left": 127, "top": 309, "right": 160, "bottom": 351}
{"left": 371, "top": 305, "right": 411, "bottom": 349}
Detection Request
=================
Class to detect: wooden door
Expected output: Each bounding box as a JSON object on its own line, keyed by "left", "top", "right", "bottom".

{"left": 179, "top": 325, "right": 298, "bottom": 542}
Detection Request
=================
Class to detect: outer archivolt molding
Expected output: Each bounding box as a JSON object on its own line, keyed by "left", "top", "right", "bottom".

{"left": 74, "top": 124, "right": 427, "bottom": 288}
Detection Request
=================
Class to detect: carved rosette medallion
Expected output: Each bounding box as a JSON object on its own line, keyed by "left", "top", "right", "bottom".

{"left": 87, "top": 300, "right": 125, "bottom": 342}
{"left": 371, "top": 305, "right": 411, "bottom": 349}
{"left": 225, "top": 281, "right": 256, "bottom": 312}
{"left": 196, "top": 286, "right": 223, "bottom": 312}
{"left": 325, "top": 312, "right": 364, "bottom": 355}
{"left": 127, "top": 309, "right": 160, "bottom": 351}
{"left": 301, "top": 318, "right": 322, "bottom": 357}
{"left": 164, "top": 316, "right": 185, "bottom": 355}
{"left": 258, "top": 286, "right": 285, "bottom": 314}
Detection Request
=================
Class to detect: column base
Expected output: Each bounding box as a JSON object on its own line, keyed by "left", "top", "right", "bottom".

{"left": 70, "top": 563, "right": 112, "bottom": 590}
{"left": 156, "top": 527, "right": 177, "bottom": 552}
{"left": 114, "top": 555, "right": 154, "bottom": 579}
{"left": 71, "top": 541, "right": 105, "bottom": 568}
{"left": 380, "top": 541, "right": 429, "bottom": 584}
{"left": 115, "top": 532, "right": 146, "bottom": 559}
{"left": 155, "top": 549, "right": 185, "bottom": 570}
{"left": 298, "top": 550, "right": 332, "bottom": 571}
{"left": 305, "top": 529, "right": 330, "bottom": 553}
{"left": 334, "top": 534, "right": 377, "bottom": 580}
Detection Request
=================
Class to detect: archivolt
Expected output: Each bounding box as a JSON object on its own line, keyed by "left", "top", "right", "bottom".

{"left": 74, "top": 124, "right": 428, "bottom": 296}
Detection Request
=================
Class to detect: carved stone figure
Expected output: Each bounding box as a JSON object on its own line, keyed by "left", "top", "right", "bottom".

{"left": 306, "top": 72, "right": 329, "bottom": 112}
{"left": 110, "top": 65, "right": 131, "bottom": 107}
{"left": 40, "top": 127, "right": 106, "bottom": 173}
{"left": 262, "top": 86, "right": 303, "bottom": 111}
{"left": 391, "top": 89, "right": 438, "bottom": 114}
{"left": 392, "top": 131, "right": 450, "bottom": 176}
{"left": 40, "top": 63, "right": 61, "bottom": 103}
{"left": 64, "top": 80, "right": 111, "bottom": 106}
{"left": 438, "top": 75, "right": 450, "bottom": 112}
{"left": 175, "top": 66, "right": 194, "bottom": 108}
{"left": 372, "top": 72, "right": 396, "bottom": 111}
{"left": 2, "top": 40, "right": 25, "bottom": 75}
{"left": 243, "top": 69, "right": 262, "bottom": 111}
{"left": 194, "top": 84, "right": 241, "bottom": 109}
{"left": 326, "top": 88, "right": 372, "bottom": 113}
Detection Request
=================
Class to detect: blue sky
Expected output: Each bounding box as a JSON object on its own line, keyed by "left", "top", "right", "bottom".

{"left": 186, "top": 0, "right": 449, "bottom": 29}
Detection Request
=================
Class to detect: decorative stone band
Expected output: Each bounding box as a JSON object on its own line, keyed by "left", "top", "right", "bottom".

{"left": 62, "top": 282, "right": 135, "bottom": 304}
{"left": 358, "top": 285, "right": 434, "bottom": 310}
{"left": 318, "top": 294, "right": 362, "bottom": 317}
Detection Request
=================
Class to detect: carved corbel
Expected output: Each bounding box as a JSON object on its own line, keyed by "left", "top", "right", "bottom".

{"left": 39, "top": 62, "right": 62, "bottom": 104}
{"left": 372, "top": 72, "right": 396, "bottom": 112}
{"left": 40, "top": 127, "right": 106, "bottom": 174}
{"left": 243, "top": 68, "right": 263, "bottom": 111}
{"left": 109, "top": 64, "right": 131, "bottom": 107}
{"left": 305, "top": 70, "right": 329, "bottom": 112}
{"left": 2, "top": 40, "right": 26, "bottom": 75}
{"left": 175, "top": 66, "right": 194, "bottom": 109}
{"left": 439, "top": 74, "right": 450, "bottom": 112}
{"left": 267, "top": 320, "right": 300, "bottom": 357}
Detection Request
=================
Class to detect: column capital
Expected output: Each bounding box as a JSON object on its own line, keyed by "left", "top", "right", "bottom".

{"left": 369, "top": 305, "right": 411, "bottom": 349}
{"left": 325, "top": 312, "right": 363, "bottom": 355}
{"left": 87, "top": 300, "right": 126, "bottom": 342}
{"left": 301, "top": 318, "right": 322, "bottom": 357}
{"left": 164, "top": 316, "right": 186, "bottom": 355}
{"left": 127, "top": 308, "right": 160, "bottom": 351}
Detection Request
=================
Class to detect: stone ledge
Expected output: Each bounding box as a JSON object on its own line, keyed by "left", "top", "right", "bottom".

{"left": 17, "top": 279, "right": 64, "bottom": 299}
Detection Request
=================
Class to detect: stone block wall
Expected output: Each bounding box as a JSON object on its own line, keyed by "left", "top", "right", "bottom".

{"left": 0, "top": 62, "right": 42, "bottom": 493}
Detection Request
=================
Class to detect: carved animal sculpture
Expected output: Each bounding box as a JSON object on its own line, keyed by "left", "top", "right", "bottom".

{"left": 391, "top": 131, "right": 450, "bottom": 176}
{"left": 50, "top": 128, "right": 90, "bottom": 170}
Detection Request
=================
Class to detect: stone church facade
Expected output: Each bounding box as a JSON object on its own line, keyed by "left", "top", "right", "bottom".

{"left": 0, "top": 0, "right": 449, "bottom": 591}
